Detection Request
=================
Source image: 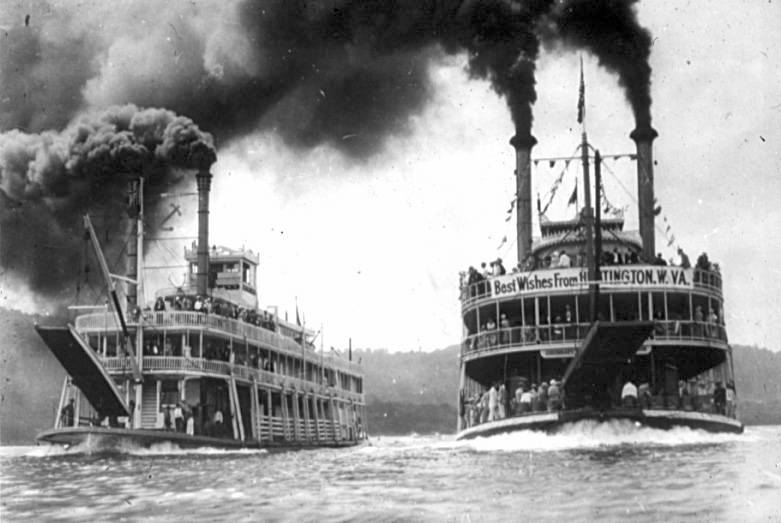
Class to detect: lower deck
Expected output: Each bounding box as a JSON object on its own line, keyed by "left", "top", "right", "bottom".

{"left": 457, "top": 407, "right": 744, "bottom": 439}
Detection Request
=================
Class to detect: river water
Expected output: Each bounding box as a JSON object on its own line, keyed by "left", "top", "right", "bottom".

{"left": 2, "top": 422, "right": 780, "bottom": 522}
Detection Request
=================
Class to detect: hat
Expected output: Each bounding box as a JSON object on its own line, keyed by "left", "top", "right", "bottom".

{"left": 497, "top": 258, "right": 502, "bottom": 263}
{"left": 549, "top": 379, "right": 557, "bottom": 385}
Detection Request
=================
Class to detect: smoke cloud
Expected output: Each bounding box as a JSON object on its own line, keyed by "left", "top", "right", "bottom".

{"left": 1, "top": 0, "right": 654, "bottom": 304}
{"left": 541, "top": 0, "right": 654, "bottom": 129}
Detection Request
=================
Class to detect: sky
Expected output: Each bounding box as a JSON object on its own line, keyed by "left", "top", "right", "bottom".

{"left": 189, "top": 1, "right": 781, "bottom": 351}
{"left": 3, "top": 1, "right": 780, "bottom": 352}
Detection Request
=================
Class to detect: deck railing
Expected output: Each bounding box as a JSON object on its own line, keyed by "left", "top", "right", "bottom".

{"left": 75, "top": 311, "right": 361, "bottom": 374}
{"left": 461, "top": 320, "right": 728, "bottom": 357}
{"left": 462, "top": 392, "right": 739, "bottom": 428}
{"left": 460, "top": 266, "right": 723, "bottom": 307}
{"left": 100, "top": 355, "right": 364, "bottom": 402}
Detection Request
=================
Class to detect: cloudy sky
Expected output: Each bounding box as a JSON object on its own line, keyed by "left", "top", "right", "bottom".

{"left": 2, "top": 1, "right": 779, "bottom": 352}
{"left": 199, "top": 2, "right": 780, "bottom": 351}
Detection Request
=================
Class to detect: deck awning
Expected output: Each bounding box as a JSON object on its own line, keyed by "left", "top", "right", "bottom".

{"left": 36, "top": 325, "right": 130, "bottom": 417}
{"left": 561, "top": 321, "right": 654, "bottom": 406}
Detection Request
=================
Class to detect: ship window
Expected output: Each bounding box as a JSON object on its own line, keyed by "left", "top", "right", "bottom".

{"left": 161, "top": 380, "right": 179, "bottom": 406}
{"left": 538, "top": 296, "right": 549, "bottom": 325}
{"left": 498, "top": 300, "right": 521, "bottom": 327}
{"left": 242, "top": 262, "right": 250, "bottom": 284}
{"left": 666, "top": 292, "right": 690, "bottom": 321}
{"left": 550, "top": 296, "right": 575, "bottom": 324}
{"left": 477, "top": 304, "right": 496, "bottom": 330}
{"left": 612, "top": 292, "right": 639, "bottom": 321}
{"left": 640, "top": 292, "right": 652, "bottom": 321}
{"left": 652, "top": 292, "right": 666, "bottom": 320}
{"left": 692, "top": 294, "right": 709, "bottom": 321}
{"left": 522, "top": 297, "right": 535, "bottom": 327}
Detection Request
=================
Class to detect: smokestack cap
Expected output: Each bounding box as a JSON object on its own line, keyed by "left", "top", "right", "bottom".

{"left": 630, "top": 126, "right": 658, "bottom": 143}
{"left": 509, "top": 134, "right": 538, "bottom": 149}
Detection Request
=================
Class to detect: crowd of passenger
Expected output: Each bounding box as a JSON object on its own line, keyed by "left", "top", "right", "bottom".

{"left": 146, "top": 295, "right": 278, "bottom": 332}
{"left": 460, "top": 374, "right": 738, "bottom": 428}
{"left": 141, "top": 335, "right": 279, "bottom": 373}
{"left": 461, "top": 248, "right": 720, "bottom": 294}
{"left": 460, "top": 379, "right": 564, "bottom": 428}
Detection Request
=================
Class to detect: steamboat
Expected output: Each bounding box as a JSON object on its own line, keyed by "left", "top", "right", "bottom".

{"left": 36, "top": 168, "right": 366, "bottom": 450}
{"left": 456, "top": 83, "right": 742, "bottom": 438}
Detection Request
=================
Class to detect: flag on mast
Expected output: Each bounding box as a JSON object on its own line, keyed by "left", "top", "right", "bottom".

{"left": 577, "top": 55, "right": 586, "bottom": 125}
{"left": 568, "top": 179, "right": 578, "bottom": 207}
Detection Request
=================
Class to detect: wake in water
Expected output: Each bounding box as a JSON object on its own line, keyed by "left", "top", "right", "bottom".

{"left": 0, "top": 438, "right": 268, "bottom": 458}
{"left": 460, "top": 419, "right": 750, "bottom": 453}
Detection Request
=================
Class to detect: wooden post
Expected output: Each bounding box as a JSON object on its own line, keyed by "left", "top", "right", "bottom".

{"left": 74, "top": 388, "right": 82, "bottom": 427}
{"left": 250, "top": 378, "right": 259, "bottom": 442}
{"left": 266, "top": 388, "right": 274, "bottom": 442}
{"left": 302, "top": 391, "right": 311, "bottom": 441}
{"left": 329, "top": 394, "right": 338, "bottom": 441}
{"left": 312, "top": 394, "right": 321, "bottom": 441}
{"left": 228, "top": 378, "right": 243, "bottom": 441}
{"left": 292, "top": 389, "right": 301, "bottom": 441}
{"left": 54, "top": 377, "right": 69, "bottom": 428}
{"left": 281, "top": 387, "right": 290, "bottom": 440}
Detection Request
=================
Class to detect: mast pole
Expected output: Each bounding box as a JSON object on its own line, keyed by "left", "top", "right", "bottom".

{"left": 581, "top": 133, "right": 596, "bottom": 320}
{"left": 593, "top": 151, "right": 603, "bottom": 322}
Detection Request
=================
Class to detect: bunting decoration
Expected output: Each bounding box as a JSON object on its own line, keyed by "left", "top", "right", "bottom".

{"left": 497, "top": 236, "right": 507, "bottom": 249}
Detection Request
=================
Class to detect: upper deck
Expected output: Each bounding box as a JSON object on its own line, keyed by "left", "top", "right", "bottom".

{"left": 74, "top": 310, "right": 362, "bottom": 376}
{"left": 461, "top": 264, "right": 722, "bottom": 308}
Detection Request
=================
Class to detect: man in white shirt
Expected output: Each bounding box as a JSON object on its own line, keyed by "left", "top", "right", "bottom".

{"left": 621, "top": 380, "right": 638, "bottom": 407}
{"left": 558, "top": 251, "right": 571, "bottom": 267}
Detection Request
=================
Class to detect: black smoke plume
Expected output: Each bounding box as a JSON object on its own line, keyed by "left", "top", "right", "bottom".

{"left": 541, "top": 0, "right": 654, "bottom": 129}
{"left": 1, "top": 0, "right": 654, "bottom": 305}
{"left": 1, "top": 105, "right": 216, "bottom": 298}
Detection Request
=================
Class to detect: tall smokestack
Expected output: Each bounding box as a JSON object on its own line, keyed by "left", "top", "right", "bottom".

{"left": 126, "top": 179, "right": 139, "bottom": 309}
{"left": 630, "top": 126, "right": 658, "bottom": 261}
{"left": 510, "top": 134, "right": 537, "bottom": 266}
{"left": 196, "top": 169, "right": 212, "bottom": 296}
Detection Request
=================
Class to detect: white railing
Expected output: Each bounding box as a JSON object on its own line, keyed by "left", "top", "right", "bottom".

{"left": 75, "top": 310, "right": 361, "bottom": 374}
{"left": 99, "top": 356, "right": 364, "bottom": 403}
{"left": 461, "top": 320, "right": 728, "bottom": 358}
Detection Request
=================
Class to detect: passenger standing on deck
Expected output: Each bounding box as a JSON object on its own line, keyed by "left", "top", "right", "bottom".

{"left": 537, "top": 382, "right": 548, "bottom": 412}
{"left": 61, "top": 399, "right": 75, "bottom": 427}
{"left": 497, "top": 258, "right": 506, "bottom": 276}
{"left": 726, "top": 381, "right": 736, "bottom": 417}
{"left": 514, "top": 384, "right": 524, "bottom": 414}
{"left": 621, "top": 379, "right": 638, "bottom": 407}
{"left": 174, "top": 403, "right": 184, "bottom": 432}
{"left": 713, "top": 382, "right": 727, "bottom": 415}
{"left": 678, "top": 248, "right": 691, "bottom": 269}
{"left": 547, "top": 380, "right": 561, "bottom": 411}
{"left": 480, "top": 389, "right": 489, "bottom": 424}
{"left": 558, "top": 251, "right": 571, "bottom": 268}
{"left": 488, "top": 384, "right": 498, "bottom": 421}
{"left": 520, "top": 387, "right": 532, "bottom": 413}
{"left": 497, "top": 383, "right": 507, "bottom": 419}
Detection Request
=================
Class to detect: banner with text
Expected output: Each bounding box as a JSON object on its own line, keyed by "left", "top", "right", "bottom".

{"left": 490, "top": 266, "right": 694, "bottom": 298}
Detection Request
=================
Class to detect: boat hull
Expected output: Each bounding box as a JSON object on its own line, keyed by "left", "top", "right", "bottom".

{"left": 456, "top": 408, "right": 744, "bottom": 440}
{"left": 37, "top": 427, "right": 360, "bottom": 451}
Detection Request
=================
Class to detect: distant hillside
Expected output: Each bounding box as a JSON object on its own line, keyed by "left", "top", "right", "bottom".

{"left": 1, "top": 306, "right": 779, "bottom": 443}
{"left": 0, "top": 308, "right": 65, "bottom": 445}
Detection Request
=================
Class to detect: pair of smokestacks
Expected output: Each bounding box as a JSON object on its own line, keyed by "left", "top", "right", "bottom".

{"left": 125, "top": 169, "right": 212, "bottom": 309}
{"left": 512, "top": 127, "right": 658, "bottom": 263}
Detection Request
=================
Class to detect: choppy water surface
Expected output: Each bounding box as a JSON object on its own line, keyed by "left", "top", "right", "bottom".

{"left": 2, "top": 423, "right": 780, "bottom": 522}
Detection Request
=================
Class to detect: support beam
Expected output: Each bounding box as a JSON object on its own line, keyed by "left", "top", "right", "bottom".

{"left": 266, "top": 388, "right": 274, "bottom": 442}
